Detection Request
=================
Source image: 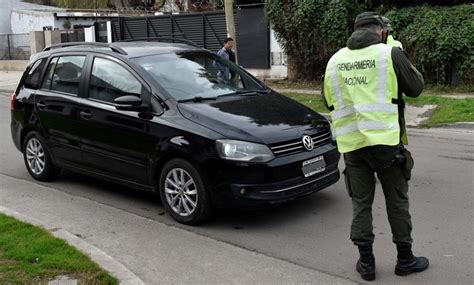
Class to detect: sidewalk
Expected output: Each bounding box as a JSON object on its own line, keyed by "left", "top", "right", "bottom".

{"left": 0, "top": 173, "right": 355, "bottom": 284}
{"left": 0, "top": 70, "right": 22, "bottom": 92}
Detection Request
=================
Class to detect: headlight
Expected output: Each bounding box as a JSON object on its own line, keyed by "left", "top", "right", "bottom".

{"left": 216, "top": 139, "right": 274, "bottom": 162}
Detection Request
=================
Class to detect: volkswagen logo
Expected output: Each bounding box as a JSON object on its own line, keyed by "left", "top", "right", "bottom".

{"left": 302, "top": 135, "right": 314, "bottom": 151}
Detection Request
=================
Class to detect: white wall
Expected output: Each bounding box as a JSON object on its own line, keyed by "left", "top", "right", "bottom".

{"left": 247, "top": 66, "right": 288, "bottom": 80}
{"left": 11, "top": 9, "right": 100, "bottom": 34}
{"left": 1, "top": 0, "right": 63, "bottom": 34}
{"left": 11, "top": 9, "right": 56, "bottom": 34}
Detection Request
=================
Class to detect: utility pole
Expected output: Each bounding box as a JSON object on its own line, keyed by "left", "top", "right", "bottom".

{"left": 224, "top": 0, "right": 237, "bottom": 62}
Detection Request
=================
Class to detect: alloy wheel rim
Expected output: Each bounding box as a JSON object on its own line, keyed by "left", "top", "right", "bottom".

{"left": 26, "top": 138, "right": 45, "bottom": 175}
{"left": 164, "top": 168, "right": 198, "bottom": 217}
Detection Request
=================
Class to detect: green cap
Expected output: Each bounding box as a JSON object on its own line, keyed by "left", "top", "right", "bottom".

{"left": 354, "top": 12, "right": 384, "bottom": 29}
{"left": 381, "top": 16, "right": 394, "bottom": 32}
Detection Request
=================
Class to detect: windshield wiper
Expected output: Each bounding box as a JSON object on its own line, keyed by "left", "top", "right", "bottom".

{"left": 178, "top": 90, "right": 271, "bottom": 103}
{"left": 178, "top": 96, "right": 217, "bottom": 103}
{"left": 235, "top": 89, "right": 271, "bottom": 95}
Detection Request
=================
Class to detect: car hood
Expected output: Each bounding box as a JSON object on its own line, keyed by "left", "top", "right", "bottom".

{"left": 177, "top": 91, "right": 330, "bottom": 144}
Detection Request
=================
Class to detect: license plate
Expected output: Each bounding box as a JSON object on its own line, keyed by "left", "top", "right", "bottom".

{"left": 302, "top": 156, "right": 326, "bottom": 178}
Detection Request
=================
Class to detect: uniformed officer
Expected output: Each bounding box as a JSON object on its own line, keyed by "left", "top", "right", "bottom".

{"left": 323, "top": 12, "right": 429, "bottom": 281}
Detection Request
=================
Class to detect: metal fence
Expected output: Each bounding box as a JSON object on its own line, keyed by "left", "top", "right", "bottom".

{"left": 0, "top": 34, "right": 31, "bottom": 60}
{"left": 110, "top": 4, "right": 270, "bottom": 69}
{"left": 111, "top": 12, "right": 229, "bottom": 53}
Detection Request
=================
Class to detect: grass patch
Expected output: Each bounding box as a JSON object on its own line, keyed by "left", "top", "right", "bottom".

{"left": 282, "top": 92, "right": 474, "bottom": 127}
{"left": 270, "top": 80, "right": 473, "bottom": 95}
{"left": 0, "top": 213, "right": 118, "bottom": 284}
{"left": 422, "top": 83, "right": 474, "bottom": 95}
{"left": 405, "top": 96, "right": 474, "bottom": 127}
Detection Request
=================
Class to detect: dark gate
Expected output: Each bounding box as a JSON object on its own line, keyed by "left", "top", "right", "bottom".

{"left": 110, "top": 6, "right": 269, "bottom": 69}
{"left": 111, "top": 12, "right": 227, "bottom": 55}
{"left": 236, "top": 4, "right": 270, "bottom": 69}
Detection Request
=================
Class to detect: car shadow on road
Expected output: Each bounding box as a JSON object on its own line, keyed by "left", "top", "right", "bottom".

{"left": 53, "top": 169, "right": 344, "bottom": 231}
{"left": 209, "top": 191, "right": 340, "bottom": 229}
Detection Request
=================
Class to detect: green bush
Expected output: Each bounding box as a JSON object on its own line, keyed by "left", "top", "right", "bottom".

{"left": 386, "top": 5, "right": 473, "bottom": 84}
{"left": 266, "top": 2, "right": 473, "bottom": 84}
{"left": 265, "top": 0, "right": 365, "bottom": 80}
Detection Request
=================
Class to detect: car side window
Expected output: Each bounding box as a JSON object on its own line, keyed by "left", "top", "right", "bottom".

{"left": 41, "top": 57, "right": 58, "bottom": 90}
{"left": 50, "top": 56, "right": 85, "bottom": 95}
{"left": 41, "top": 56, "right": 86, "bottom": 96}
{"left": 89, "top": 57, "right": 142, "bottom": 103}
{"left": 24, "top": 58, "right": 46, "bottom": 89}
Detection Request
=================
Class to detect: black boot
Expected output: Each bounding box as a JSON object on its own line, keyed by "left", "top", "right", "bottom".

{"left": 356, "top": 244, "right": 376, "bottom": 281}
{"left": 395, "top": 243, "right": 429, "bottom": 276}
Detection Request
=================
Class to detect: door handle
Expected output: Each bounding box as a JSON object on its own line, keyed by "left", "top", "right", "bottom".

{"left": 36, "top": 102, "right": 46, "bottom": 110}
{"left": 80, "top": 110, "right": 92, "bottom": 120}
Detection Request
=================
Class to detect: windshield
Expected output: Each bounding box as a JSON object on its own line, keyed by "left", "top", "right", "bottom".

{"left": 133, "top": 51, "right": 266, "bottom": 101}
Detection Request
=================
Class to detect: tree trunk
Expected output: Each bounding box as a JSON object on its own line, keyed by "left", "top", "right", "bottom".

{"left": 287, "top": 53, "right": 298, "bottom": 81}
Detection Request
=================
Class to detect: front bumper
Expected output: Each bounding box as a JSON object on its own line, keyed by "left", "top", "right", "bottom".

{"left": 210, "top": 143, "right": 341, "bottom": 208}
{"left": 230, "top": 168, "right": 339, "bottom": 201}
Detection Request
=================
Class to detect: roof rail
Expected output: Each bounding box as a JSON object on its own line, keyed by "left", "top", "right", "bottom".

{"left": 43, "top": 42, "right": 128, "bottom": 55}
{"left": 118, "top": 37, "right": 200, "bottom": 48}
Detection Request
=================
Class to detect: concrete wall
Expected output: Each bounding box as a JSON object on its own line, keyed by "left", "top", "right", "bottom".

{"left": 0, "top": 60, "right": 28, "bottom": 71}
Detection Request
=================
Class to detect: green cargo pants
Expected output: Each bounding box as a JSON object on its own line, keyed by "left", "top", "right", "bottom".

{"left": 343, "top": 145, "right": 413, "bottom": 246}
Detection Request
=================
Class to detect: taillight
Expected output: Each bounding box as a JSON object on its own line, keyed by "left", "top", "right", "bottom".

{"left": 10, "top": 92, "right": 16, "bottom": 111}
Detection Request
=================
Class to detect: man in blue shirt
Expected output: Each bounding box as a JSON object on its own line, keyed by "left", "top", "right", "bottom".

{"left": 216, "top": 38, "right": 236, "bottom": 81}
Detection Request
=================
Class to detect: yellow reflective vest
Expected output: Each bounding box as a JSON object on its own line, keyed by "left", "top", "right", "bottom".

{"left": 323, "top": 43, "right": 400, "bottom": 153}
{"left": 387, "top": 35, "right": 403, "bottom": 49}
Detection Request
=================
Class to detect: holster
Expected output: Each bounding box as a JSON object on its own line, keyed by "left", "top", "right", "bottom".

{"left": 361, "top": 146, "right": 413, "bottom": 181}
{"left": 399, "top": 146, "right": 414, "bottom": 180}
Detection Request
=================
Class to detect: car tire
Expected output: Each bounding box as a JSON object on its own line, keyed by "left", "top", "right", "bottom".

{"left": 159, "top": 158, "right": 213, "bottom": 225}
{"left": 23, "top": 131, "right": 60, "bottom": 181}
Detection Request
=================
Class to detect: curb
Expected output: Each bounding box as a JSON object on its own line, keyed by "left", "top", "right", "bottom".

{"left": 0, "top": 206, "right": 145, "bottom": 285}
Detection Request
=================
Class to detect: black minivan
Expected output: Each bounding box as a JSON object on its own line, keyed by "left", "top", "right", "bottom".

{"left": 10, "top": 40, "right": 340, "bottom": 224}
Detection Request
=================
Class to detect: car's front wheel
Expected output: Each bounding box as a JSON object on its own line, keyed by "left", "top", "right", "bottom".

{"left": 23, "top": 131, "right": 60, "bottom": 181}
{"left": 159, "top": 158, "right": 212, "bottom": 224}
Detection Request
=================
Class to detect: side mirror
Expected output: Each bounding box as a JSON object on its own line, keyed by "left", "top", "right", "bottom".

{"left": 114, "top": 95, "right": 148, "bottom": 112}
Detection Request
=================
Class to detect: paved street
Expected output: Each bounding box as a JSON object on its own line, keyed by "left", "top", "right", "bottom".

{"left": 0, "top": 80, "right": 473, "bottom": 284}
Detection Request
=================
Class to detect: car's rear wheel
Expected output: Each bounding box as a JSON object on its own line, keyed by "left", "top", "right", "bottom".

{"left": 159, "top": 158, "right": 212, "bottom": 224}
{"left": 23, "top": 132, "right": 60, "bottom": 181}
